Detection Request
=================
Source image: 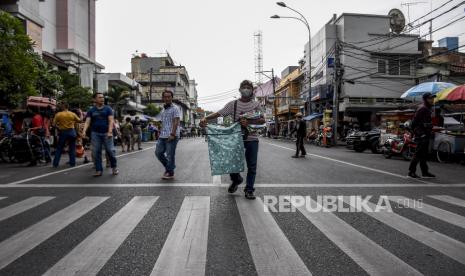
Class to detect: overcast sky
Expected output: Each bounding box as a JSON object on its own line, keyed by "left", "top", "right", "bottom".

{"left": 96, "top": 0, "right": 464, "bottom": 111}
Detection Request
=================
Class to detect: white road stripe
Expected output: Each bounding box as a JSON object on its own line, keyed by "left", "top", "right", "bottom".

{"left": 6, "top": 146, "right": 156, "bottom": 185}
{"left": 0, "top": 196, "right": 55, "bottom": 222}
{"left": 151, "top": 196, "right": 210, "bottom": 276}
{"left": 212, "top": 175, "right": 221, "bottom": 185}
{"left": 428, "top": 195, "right": 465, "bottom": 208}
{"left": 390, "top": 196, "right": 465, "bottom": 229}
{"left": 0, "top": 197, "right": 5, "bottom": 201}
{"left": 263, "top": 141, "right": 431, "bottom": 184}
{"left": 343, "top": 197, "right": 465, "bottom": 265}
{"left": 0, "top": 197, "right": 108, "bottom": 270}
{"left": 1, "top": 183, "right": 465, "bottom": 188}
{"left": 236, "top": 197, "right": 312, "bottom": 276}
{"left": 44, "top": 196, "right": 158, "bottom": 276}
{"left": 292, "top": 197, "right": 421, "bottom": 276}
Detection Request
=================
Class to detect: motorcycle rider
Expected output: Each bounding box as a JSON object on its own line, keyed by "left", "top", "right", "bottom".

{"left": 408, "top": 93, "right": 436, "bottom": 178}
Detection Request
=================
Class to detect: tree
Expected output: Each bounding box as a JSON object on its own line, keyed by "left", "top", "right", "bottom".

{"left": 34, "top": 53, "right": 63, "bottom": 98}
{"left": 144, "top": 103, "right": 161, "bottom": 117}
{"left": 0, "top": 11, "right": 39, "bottom": 108}
{"left": 59, "top": 86, "right": 93, "bottom": 109}
{"left": 106, "top": 85, "right": 130, "bottom": 118}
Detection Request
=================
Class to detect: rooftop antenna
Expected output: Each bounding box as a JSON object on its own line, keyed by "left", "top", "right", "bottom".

{"left": 254, "top": 30, "right": 263, "bottom": 85}
{"left": 401, "top": 1, "right": 427, "bottom": 32}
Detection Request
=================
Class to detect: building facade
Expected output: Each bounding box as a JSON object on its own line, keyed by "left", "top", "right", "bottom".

{"left": 128, "top": 53, "right": 196, "bottom": 126}
{"left": 310, "top": 13, "right": 421, "bottom": 129}
{"left": 0, "top": 0, "right": 103, "bottom": 89}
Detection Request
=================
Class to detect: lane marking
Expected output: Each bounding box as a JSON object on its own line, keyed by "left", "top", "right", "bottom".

{"left": 151, "top": 196, "right": 210, "bottom": 276}
{"left": 6, "top": 146, "right": 156, "bottom": 185}
{"left": 44, "top": 196, "right": 158, "bottom": 276}
{"left": 0, "top": 197, "right": 5, "bottom": 201}
{"left": 212, "top": 175, "right": 221, "bottom": 186}
{"left": 1, "top": 183, "right": 464, "bottom": 188}
{"left": 263, "top": 141, "right": 431, "bottom": 184}
{"left": 390, "top": 196, "right": 465, "bottom": 229}
{"left": 236, "top": 197, "right": 312, "bottom": 276}
{"left": 0, "top": 196, "right": 108, "bottom": 270}
{"left": 343, "top": 197, "right": 465, "bottom": 265}
{"left": 0, "top": 196, "right": 55, "bottom": 222}
{"left": 292, "top": 197, "right": 421, "bottom": 276}
{"left": 428, "top": 195, "right": 465, "bottom": 208}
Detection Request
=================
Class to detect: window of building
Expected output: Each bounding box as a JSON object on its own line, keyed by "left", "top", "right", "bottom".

{"left": 388, "top": 58, "right": 399, "bottom": 75}
{"left": 377, "top": 59, "right": 386, "bottom": 74}
{"left": 399, "top": 60, "right": 411, "bottom": 75}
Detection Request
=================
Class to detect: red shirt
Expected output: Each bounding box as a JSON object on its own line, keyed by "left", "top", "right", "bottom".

{"left": 31, "top": 114, "right": 44, "bottom": 135}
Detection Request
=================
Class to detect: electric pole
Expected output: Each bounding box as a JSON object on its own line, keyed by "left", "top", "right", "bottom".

{"left": 332, "top": 40, "right": 342, "bottom": 145}
{"left": 149, "top": 67, "right": 153, "bottom": 103}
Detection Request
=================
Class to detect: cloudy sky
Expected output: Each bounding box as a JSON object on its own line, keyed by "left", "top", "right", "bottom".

{"left": 96, "top": 0, "right": 464, "bottom": 111}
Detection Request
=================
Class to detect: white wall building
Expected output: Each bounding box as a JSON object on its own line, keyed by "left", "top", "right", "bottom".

{"left": 310, "top": 13, "right": 420, "bottom": 127}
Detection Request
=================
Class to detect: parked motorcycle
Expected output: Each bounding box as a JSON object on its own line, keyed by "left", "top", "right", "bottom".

{"left": 8, "top": 129, "right": 45, "bottom": 163}
{"left": 382, "top": 131, "right": 417, "bottom": 160}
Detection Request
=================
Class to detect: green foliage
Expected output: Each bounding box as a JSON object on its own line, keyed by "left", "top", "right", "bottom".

{"left": 34, "top": 53, "right": 63, "bottom": 98}
{"left": 59, "top": 86, "right": 93, "bottom": 109}
{"left": 144, "top": 103, "right": 161, "bottom": 117}
{"left": 0, "top": 11, "right": 39, "bottom": 108}
{"left": 107, "top": 85, "right": 130, "bottom": 118}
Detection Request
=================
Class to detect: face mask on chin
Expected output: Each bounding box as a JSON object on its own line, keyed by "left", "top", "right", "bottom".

{"left": 240, "top": 88, "right": 253, "bottom": 98}
{"left": 164, "top": 103, "right": 172, "bottom": 109}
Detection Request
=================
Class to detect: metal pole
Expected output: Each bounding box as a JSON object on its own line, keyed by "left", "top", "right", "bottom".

{"left": 332, "top": 40, "right": 341, "bottom": 145}
{"left": 272, "top": 68, "right": 279, "bottom": 137}
{"left": 308, "top": 27, "right": 312, "bottom": 116}
{"left": 149, "top": 67, "right": 153, "bottom": 103}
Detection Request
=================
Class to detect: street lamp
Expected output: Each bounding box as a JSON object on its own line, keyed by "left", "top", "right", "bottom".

{"left": 271, "top": 1, "right": 312, "bottom": 115}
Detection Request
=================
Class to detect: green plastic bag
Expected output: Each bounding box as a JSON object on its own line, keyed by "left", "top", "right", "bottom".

{"left": 206, "top": 123, "right": 245, "bottom": 176}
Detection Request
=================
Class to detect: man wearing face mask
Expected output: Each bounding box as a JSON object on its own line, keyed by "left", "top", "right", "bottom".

{"left": 290, "top": 112, "right": 307, "bottom": 158}
{"left": 200, "top": 80, "right": 265, "bottom": 200}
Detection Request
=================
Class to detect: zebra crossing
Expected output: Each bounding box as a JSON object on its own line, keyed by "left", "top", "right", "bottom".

{"left": 0, "top": 194, "right": 464, "bottom": 275}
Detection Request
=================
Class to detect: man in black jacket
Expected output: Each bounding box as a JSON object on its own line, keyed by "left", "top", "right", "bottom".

{"left": 291, "top": 113, "right": 307, "bottom": 158}
{"left": 408, "top": 93, "right": 436, "bottom": 178}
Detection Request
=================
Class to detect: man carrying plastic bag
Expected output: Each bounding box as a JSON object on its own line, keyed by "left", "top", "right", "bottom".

{"left": 206, "top": 123, "right": 245, "bottom": 176}
{"left": 201, "top": 80, "right": 265, "bottom": 200}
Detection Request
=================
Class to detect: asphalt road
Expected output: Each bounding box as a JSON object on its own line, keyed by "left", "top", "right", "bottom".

{"left": 0, "top": 137, "right": 465, "bottom": 275}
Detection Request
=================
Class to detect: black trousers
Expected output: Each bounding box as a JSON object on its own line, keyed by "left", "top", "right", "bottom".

{"left": 295, "top": 136, "right": 307, "bottom": 156}
{"left": 409, "top": 137, "right": 429, "bottom": 174}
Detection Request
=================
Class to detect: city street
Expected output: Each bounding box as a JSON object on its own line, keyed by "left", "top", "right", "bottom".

{"left": 1, "top": 138, "right": 465, "bottom": 275}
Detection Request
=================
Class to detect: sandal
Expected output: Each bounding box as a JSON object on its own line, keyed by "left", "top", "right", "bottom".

{"left": 93, "top": 171, "right": 103, "bottom": 177}
{"left": 112, "top": 168, "right": 119, "bottom": 175}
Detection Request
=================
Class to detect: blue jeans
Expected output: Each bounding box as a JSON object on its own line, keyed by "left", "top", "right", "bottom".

{"left": 230, "top": 140, "right": 259, "bottom": 192}
{"left": 155, "top": 138, "right": 179, "bottom": 173}
{"left": 53, "top": 129, "right": 77, "bottom": 167}
{"left": 91, "top": 132, "right": 117, "bottom": 172}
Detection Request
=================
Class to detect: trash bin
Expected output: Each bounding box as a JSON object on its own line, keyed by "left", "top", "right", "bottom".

{"left": 142, "top": 131, "right": 149, "bottom": 142}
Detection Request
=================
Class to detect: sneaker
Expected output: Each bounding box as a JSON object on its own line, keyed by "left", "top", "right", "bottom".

{"left": 291, "top": 155, "right": 299, "bottom": 158}
{"left": 422, "top": 172, "right": 436, "bottom": 178}
{"left": 299, "top": 155, "right": 306, "bottom": 158}
{"left": 408, "top": 172, "right": 420, "bottom": 179}
{"left": 162, "top": 172, "right": 174, "bottom": 180}
{"left": 228, "top": 176, "right": 243, "bottom": 193}
{"left": 245, "top": 191, "right": 256, "bottom": 200}
{"left": 112, "top": 168, "right": 119, "bottom": 175}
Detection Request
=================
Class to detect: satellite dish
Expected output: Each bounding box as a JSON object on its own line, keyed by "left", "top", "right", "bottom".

{"left": 388, "top": 9, "right": 406, "bottom": 34}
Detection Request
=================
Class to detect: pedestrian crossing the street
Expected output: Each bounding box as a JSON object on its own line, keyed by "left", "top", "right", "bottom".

{"left": 0, "top": 194, "right": 465, "bottom": 275}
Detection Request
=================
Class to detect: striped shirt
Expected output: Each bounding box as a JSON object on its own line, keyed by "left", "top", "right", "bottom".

{"left": 160, "top": 104, "right": 181, "bottom": 138}
{"left": 218, "top": 99, "right": 264, "bottom": 141}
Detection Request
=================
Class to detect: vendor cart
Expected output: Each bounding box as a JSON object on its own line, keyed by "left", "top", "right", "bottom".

{"left": 433, "top": 113, "right": 465, "bottom": 163}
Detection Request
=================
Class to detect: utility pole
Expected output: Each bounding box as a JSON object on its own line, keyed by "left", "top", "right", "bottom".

{"left": 332, "top": 39, "right": 342, "bottom": 145}
{"left": 271, "top": 69, "right": 279, "bottom": 137}
{"left": 149, "top": 67, "right": 153, "bottom": 103}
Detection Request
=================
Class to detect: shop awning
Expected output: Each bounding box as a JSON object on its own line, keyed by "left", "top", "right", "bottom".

{"left": 303, "top": 113, "right": 323, "bottom": 121}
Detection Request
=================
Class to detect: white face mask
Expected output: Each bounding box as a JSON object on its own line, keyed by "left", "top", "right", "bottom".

{"left": 240, "top": 88, "right": 253, "bottom": 98}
